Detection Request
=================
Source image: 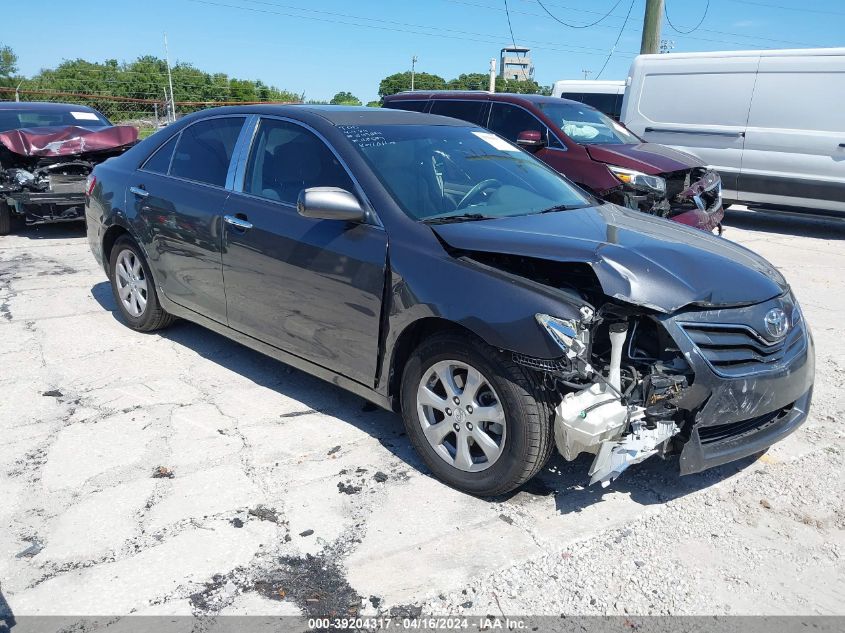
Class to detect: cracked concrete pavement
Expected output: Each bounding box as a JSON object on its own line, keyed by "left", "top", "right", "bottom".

{"left": 0, "top": 208, "right": 843, "bottom": 617}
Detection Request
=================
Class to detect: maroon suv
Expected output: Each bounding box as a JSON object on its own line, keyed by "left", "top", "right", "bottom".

{"left": 383, "top": 92, "right": 724, "bottom": 232}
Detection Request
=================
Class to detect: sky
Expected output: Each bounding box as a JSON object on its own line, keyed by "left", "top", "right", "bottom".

{"left": 4, "top": 0, "right": 845, "bottom": 103}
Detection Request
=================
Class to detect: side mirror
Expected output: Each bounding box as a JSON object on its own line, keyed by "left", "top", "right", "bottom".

{"left": 516, "top": 130, "right": 545, "bottom": 150}
{"left": 296, "top": 187, "right": 366, "bottom": 222}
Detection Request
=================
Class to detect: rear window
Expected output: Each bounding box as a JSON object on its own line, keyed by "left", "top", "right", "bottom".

{"left": 169, "top": 117, "right": 245, "bottom": 187}
{"left": 386, "top": 100, "right": 428, "bottom": 113}
{"left": 429, "top": 100, "right": 489, "bottom": 126}
{"left": 0, "top": 108, "right": 111, "bottom": 132}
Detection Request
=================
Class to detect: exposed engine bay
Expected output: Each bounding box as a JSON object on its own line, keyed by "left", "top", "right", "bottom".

{"left": 605, "top": 167, "right": 723, "bottom": 233}
{"left": 0, "top": 123, "right": 137, "bottom": 228}
{"left": 527, "top": 302, "right": 693, "bottom": 487}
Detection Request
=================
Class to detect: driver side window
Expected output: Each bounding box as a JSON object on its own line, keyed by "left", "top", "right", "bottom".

{"left": 488, "top": 103, "right": 562, "bottom": 149}
{"left": 244, "top": 118, "right": 355, "bottom": 205}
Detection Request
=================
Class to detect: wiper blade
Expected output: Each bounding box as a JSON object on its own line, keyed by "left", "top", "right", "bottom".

{"left": 538, "top": 204, "right": 580, "bottom": 214}
{"left": 424, "top": 212, "right": 490, "bottom": 224}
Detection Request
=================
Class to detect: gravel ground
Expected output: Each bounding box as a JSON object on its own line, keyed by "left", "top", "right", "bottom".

{"left": 0, "top": 207, "right": 842, "bottom": 618}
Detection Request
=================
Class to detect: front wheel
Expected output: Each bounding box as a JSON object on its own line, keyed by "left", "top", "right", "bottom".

{"left": 400, "top": 333, "right": 554, "bottom": 496}
{"left": 108, "top": 236, "right": 174, "bottom": 331}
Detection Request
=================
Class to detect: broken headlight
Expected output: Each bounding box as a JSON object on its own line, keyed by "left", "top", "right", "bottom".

{"left": 536, "top": 313, "right": 590, "bottom": 363}
{"left": 608, "top": 165, "right": 666, "bottom": 195}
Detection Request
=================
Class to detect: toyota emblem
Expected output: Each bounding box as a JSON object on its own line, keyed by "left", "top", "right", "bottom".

{"left": 764, "top": 308, "right": 789, "bottom": 339}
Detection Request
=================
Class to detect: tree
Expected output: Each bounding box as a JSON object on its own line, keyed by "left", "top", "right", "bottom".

{"left": 378, "top": 71, "right": 446, "bottom": 97}
{"left": 495, "top": 77, "right": 552, "bottom": 95}
{"left": 365, "top": 100, "right": 381, "bottom": 108}
{"left": 446, "top": 73, "right": 490, "bottom": 91}
{"left": 330, "top": 91, "right": 362, "bottom": 106}
{"left": 0, "top": 44, "right": 18, "bottom": 87}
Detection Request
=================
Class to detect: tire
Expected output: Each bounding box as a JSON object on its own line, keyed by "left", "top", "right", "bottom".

{"left": 0, "top": 201, "right": 12, "bottom": 236}
{"left": 108, "top": 236, "right": 174, "bottom": 332}
{"left": 400, "top": 332, "right": 554, "bottom": 496}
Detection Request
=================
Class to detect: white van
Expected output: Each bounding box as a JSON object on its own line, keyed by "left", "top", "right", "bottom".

{"left": 621, "top": 48, "right": 845, "bottom": 215}
{"left": 552, "top": 80, "right": 626, "bottom": 120}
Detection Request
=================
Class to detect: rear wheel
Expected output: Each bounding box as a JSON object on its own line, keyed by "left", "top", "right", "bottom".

{"left": 108, "top": 236, "right": 174, "bottom": 331}
{"left": 400, "top": 333, "right": 553, "bottom": 496}
{"left": 0, "top": 201, "right": 12, "bottom": 236}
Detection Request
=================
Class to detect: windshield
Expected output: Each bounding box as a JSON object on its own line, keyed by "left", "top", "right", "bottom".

{"left": 537, "top": 101, "right": 639, "bottom": 145}
{"left": 0, "top": 108, "right": 111, "bottom": 133}
{"left": 338, "top": 124, "right": 591, "bottom": 221}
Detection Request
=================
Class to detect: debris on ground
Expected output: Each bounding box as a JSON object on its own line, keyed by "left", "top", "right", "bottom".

{"left": 373, "top": 471, "right": 388, "bottom": 483}
{"left": 15, "top": 538, "right": 43, "bottom": 559}
{"left": 327, "top": 446, "right": 341, "bottom": 455}
{"left": 230, "top": 518, "right": 244, "bottom": 528}
{"left": 42, "top": 390, "right": 63, "bottom": 398}
{"left": 151, "top": 466, "right": 175, "bottom": 479}
{"left": 760, "top": 499, "right": 772, "bottom": 509}
{"left": 337, "top": 481, "right": 362, "bottom": 495}
{"left": 248, "top": 505, "right": 281, "bottom": 523}
{"left": 255, "top": 552, "right": 361, "bottom": 617}
{"left": 299, "top": 529, "right": 314, "bottom": 537}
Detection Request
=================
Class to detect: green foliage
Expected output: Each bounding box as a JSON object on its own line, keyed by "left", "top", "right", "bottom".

{"left": 0, "top": 44, "right": 19, "bottom": 88}
{"left": 378, "top": 71, "right": 447, "bottom": 97}
{"left": 378, "top": 68, "right": 551, "bottom": 98}
{"left": 11, "top": 53, "right": 300, "bottom": 120}
{"left": 330, "top": 91, "right": 362, "bottom": 106}
{"left": 365, "top": 100, "right": 382, "bottom": 108}
{"left": 446, "top": 73, "right": 490, "bottom": 91}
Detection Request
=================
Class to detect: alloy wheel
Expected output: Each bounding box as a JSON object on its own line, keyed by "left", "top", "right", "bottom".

{"left": 115, "top": 249, "right": 148, "bottom": 318}
{"left": 416, "top": 359, "right": 507, "bottom": 472}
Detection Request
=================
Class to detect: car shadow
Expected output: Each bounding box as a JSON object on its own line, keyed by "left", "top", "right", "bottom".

{"left": 91, "top": 280, "right": 759, "bottom": 515}
{"left": 7, "top": 222, "right": 87, "bottom": 240}
{"left": 724, "top": 207, "right": 845, "bottom": 240}
{"left": 0, "top": 586, "right": 15, "bottom": 631}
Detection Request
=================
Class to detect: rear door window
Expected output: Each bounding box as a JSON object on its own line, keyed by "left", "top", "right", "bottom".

{"left": 388, "top": 100, "right": 429, "bottom": 113}
{"left": 429, "top": 100, "right": 489, "bottom": 125}
{"left": 243, "top": 118, "right": 355, "bottom": 205}
{"left": 169, "top": 117, "right": 245, "bottom": 187}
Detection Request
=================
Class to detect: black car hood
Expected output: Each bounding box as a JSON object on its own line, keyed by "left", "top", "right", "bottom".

{"left": 431, "top": 204, "right": 787, "bottom": 313}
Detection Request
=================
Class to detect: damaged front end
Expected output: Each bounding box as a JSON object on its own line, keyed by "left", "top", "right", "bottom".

{"left": 526, "top": 304, "right": 695, "bottom": 486}
{"left": 605, "top": 166, "right": 724, "bottom": 233}
{"left": 0, "top": 124, "right": 137, "bottom": 226}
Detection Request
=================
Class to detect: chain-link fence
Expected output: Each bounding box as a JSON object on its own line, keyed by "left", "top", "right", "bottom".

{"left": 0, "top": 87, "right": 299, "bottom": 138}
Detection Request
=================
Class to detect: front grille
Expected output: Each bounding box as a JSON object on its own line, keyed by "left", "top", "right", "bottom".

{"left": 680, "top": 320, "right": 805, "bottom": 377}
{"left": 698, "top": 406, "right": 790, "bottom": 445}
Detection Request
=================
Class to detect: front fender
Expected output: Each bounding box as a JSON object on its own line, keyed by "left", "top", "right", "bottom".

{"left": 386, "top": 233, "right": 586, "bottom": 361}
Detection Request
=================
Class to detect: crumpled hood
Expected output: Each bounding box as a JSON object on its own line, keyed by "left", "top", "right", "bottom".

{"left": 585, "top": 142, "right": 704, "bottom": 175}
{"left": 432, "top": 204, "right": 787, "bottom": 312}
{"left": 0, "top": 125, "right": 138, "bottom": 158}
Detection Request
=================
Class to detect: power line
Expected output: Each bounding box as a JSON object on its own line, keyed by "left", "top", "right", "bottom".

{"left": 186, "top": 0, "right": 638, "bottom": 58}
{"left": 503, "top": 0, "right": 518, "bottom": 49}
{"left": 596, "top": 0, "right": 637, "bottom": 78}
{"left": 664, "top": 0, "right": 710, "bottom": 35}
{"left": 534, "top": 0, "right": 624, "bottom": 28}
{"left": 727, "top": 0, "right": 845, "bottom": 16}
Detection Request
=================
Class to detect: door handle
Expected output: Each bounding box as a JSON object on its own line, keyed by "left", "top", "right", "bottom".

{"left": 224, "top": 214, "right": 253, "bottom": 230}
{"left": 129, "top": 186, "right": 149, "bottom": 198}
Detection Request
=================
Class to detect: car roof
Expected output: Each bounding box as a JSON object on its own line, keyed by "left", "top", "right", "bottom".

{"left": 383, "top": 91, "right": 580, "bottom": 107}
{"left": 0, "top": 101, "right": 103, "bottom": 113}
{"left": 177, "top": 104, "right": 472, "bottom": 127}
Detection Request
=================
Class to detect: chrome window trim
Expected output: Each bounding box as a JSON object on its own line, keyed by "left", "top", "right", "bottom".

{"left": 231, "top": 114, "right": 384, "bottom": 229}
{"left": 138, "top": 115, "right": 248, "bottom": 192}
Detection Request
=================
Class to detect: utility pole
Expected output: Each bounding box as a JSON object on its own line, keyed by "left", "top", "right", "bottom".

{"left": 489, "top": 58, "right": 497, "bottom": 92}
{"left": 640, "top": 0, "right": 664, "bottom": 54}
{"left": 164, "top": 33, "right": 176, "bottom": 122}
{"left": 581, "top": 69, "right": 592, "bottom": 80}
{"left": 410, "top": 55, "right": 418, "bottom": 91}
